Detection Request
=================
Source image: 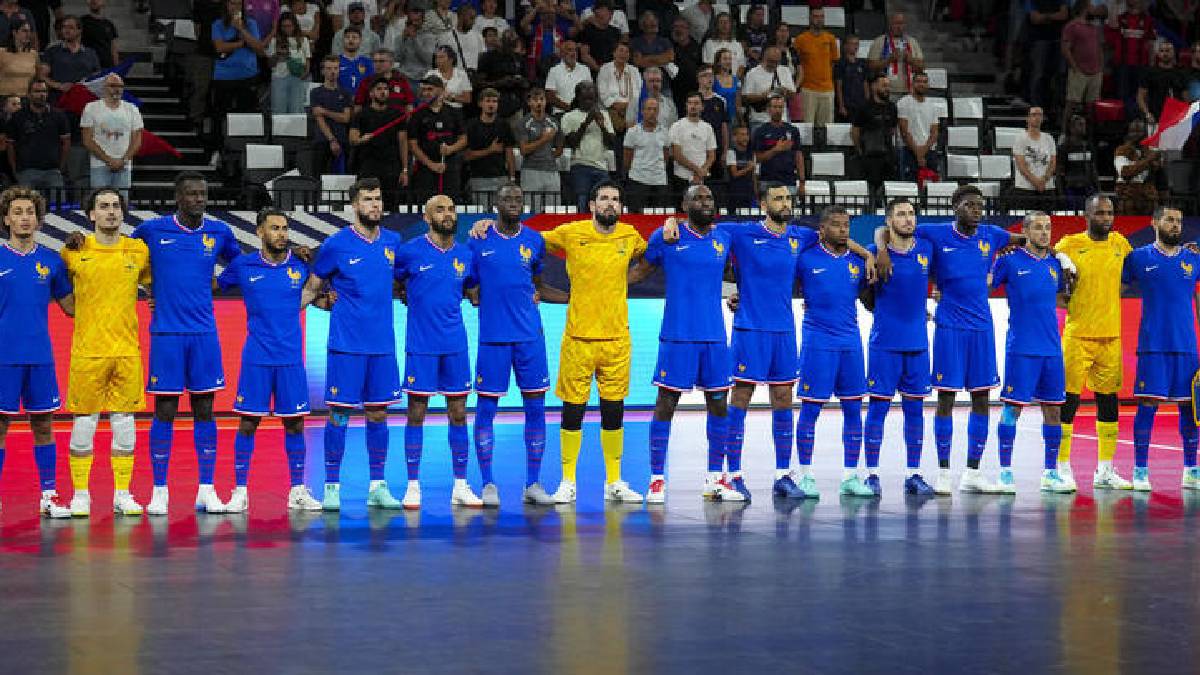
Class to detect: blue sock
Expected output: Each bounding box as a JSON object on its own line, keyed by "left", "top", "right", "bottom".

{"left": 149, "top": 418, "right": 172, "bottom": 487}
{"left": 323, "top": 414, "right": 348, "bottom": 483}
{"left": 934, "top": 415, "right": 953, "bottom": 468}
{"left": 1134, "top": 404, "right": 1155, "bottom": 468}
{"left": 284, "top": 431, "right": 306, "bottom": 486}
{"left": 523, "top": 396, "right": 546, "bottom": 487}
{"left": 726, "top": 405, "right": 747, "bottom": 472}
{"left": 194, "top": 420, "right": 217, "bottom": 485}
{"left": 1042, "top": 424, "right": 1061, "bottom": 470}
{"left": 475, "top": 396, "right": 498, "bottom": 485}
{"left": 997, "top": 419, "right": 1017, "bottom": 469}
{"left": 405, "top": 424, "right": 423, "bottom": 480}
{"left": 234, "top": 433, "right": 254, "bottom": 486}
{"left": 1179, "top": 404, "right": 1198, "bottom": 467}
{"left": 864, "top": 398, "right": 889, "bottom": 471}
{"left": 796, "top": 402, "right": 821, "bottom": 467}
{"left": 449, "top": 423, "right": 469, "bottom": 479}
{"left": 966, "top": 412, "right": 988, "bottom": 469}
{"left": 773, "top": 408, "right": 794, "bottom": 470}
{"left": 706, "top": 414, "right": 727, "bottom": 473}
{"left": 842, "top": 398, "right": 864, "bottom": 469}
{"left": 901, "top": 398, "right": 924, "bottom": 470}
{"left": 649, "top": 418, "right": 670, "bottom": 476}
{"left": 366, "top": 420, "right": 388, "bottom": 481}
{"left": 33, "top": 442, "right": 56, "bottom": 491}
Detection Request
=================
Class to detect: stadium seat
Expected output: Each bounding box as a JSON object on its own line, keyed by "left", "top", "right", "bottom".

{"left": 824, "top": 7, "right": 846, "bottom": 28}
{"left": 320, "top": 173, "right": 356, "bottom": 208}
{"left": 952, "top": 97, "right": 985, "bottom": 123}
{"left": 781, "top": 5, "right": 809, "bottom": 26}
{"left": 980, "top": 155, "right": 1012, "bottom": 181}
{"left": 271, "top": 174, "right": 320, "bottom": 210}
{"left": 244, "top": 144, "right": 285, "bottom": 188}
{"left": 792, "top": 121, "right": 815, "bottom": 147}
{"left": 824, "top": 123, "right": 854, "bottom": 148}
{"left": 884, "top": 181, "right": 920, "bottom": 199}
{"left": 945, "top": 126, "right": 980, "bottom": 152}
{"left": 270, "top": 113, "right": 311, "bottom": 173}
{"left": 856, "top": 40, "right": 872, "bottom": 59}
{"left": 850, "top": 11, "right": 885, "bottom": 38}
{"left": 810, "top": 152, "right": 846, "bottom": 178}
{"left": 223, "top": 113, "right": 267, "bottom": 178}
{"left": 946, "top": 154, "right": 981, "bottom": 180}
{"left": 992, "top": 127, "right": 1023, "bottom": 152}
{"left": 833, "top": 180, "right": 871, "bottom": 211}
{"left": 925, "top": 68, "right": 949, "bottom": 92}
{"left": 803, "top": 179, "right": 833, "bottom": 205}
{"left": 972, "top": 181, "right": 1002, "bottom": 198}
{"left": 924, "top": 181, "right": 959, "bottom": 212}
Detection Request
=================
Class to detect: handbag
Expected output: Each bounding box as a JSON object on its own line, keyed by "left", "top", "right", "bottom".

{"left": 287, "top": 57, "right": 307, "bottom": 78}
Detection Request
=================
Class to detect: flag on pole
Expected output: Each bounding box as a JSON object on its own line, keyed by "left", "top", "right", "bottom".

{"left": 1143, "top": 97, "right": 1200, "bottom": 151}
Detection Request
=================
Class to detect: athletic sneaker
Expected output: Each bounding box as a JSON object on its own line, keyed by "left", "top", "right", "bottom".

{"left": 773, "top": 473, "right": 805, "bottom": 499}
{"left": 1131, "top": 467, "right": 1152, "bottom": 492}
{"left": 864, "top": 474, "right": 882, "bottom": 496}
{"left": 1041, "top": 469, "right": 1076, "bottom": 493}
{"left": 322, "top": 483, "right": 341, "bottom": 511}
{"left": 552, "top": 481, "right": 577, "bottom": 504}
{"left": 70, "top": 492, "right": 91, "bottom": 517}
{"left": 1183, "top": 467, "right": 1200, "bottom": 490}
{"left": 402, "top": 481, "right": 422, "bottom": 510}
{"left": 522, "top": 483, "right": 556, "bottom": 505}
{"left": 703, "top": 476, "right": 744, "bottom": 501}
{"left": 797, "top": 473, "right": 820, "bottom": 499}
{"left": 604, "top": 480, "right": 643, "bottom": 503}
{"left": 1094, "top": 464, "right": 1133, "bottom": 490}
{"left": 646, "top": 478, "right": 666, "bottom": 504}
{"left": 934, "top": 469, "right": 954, "bottom": 495}
{"left": 839, "top": 475, "right": 876, "bottom": 497}
{"left": 113, "top": 491, "right": 144, "bottom": 516}
{"left": 40, "top": 492, "right": 71, "bottom": 519}
{"left": 451, "top": 482, "right": 484, "bottom": 507}
{"left": 480, "top": 483, "right": 500, "bottom": 507}
{"left": 729, "top": 476, "right": 752, "bottom": 501}
{"left": 146, "top": 486, "right": 169, "bottom": 516}
{"left": 904, "top": 474, "right": 935, "bottom": 496}
{"left": 195, "top": 484, "right": 226, "bottom": 513}
{"left": 224, "top": 487, "right": 249, "bottom": 513}
{"left": 958, "top": 468, "right": 994, "bottom": 493}
{"left": 994, "top": 469, "right": 1017, "bottom": 494}
{"left": 287, "top": 486, "right": 322, "bottom": 511}
{"left": 1058, "top": 465, "right": 1078, "bottom": 492}
{"left": 367, "top": 482, "right": 404, "bottom": 509}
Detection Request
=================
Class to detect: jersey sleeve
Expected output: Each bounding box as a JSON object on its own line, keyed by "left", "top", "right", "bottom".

{"left": 644, "top": 229, "right": 665, "bottom": 266}
{"left": 541, "top": 225, "right": 567, "bottom": 255}
{"left": 130, "top": 221, "right": 148, "bottom": 241}
{"left": 135, "top": 241, "right": 152, "bottom": 286}
{"left": 1121, "top": 250, "right": 1137, "bottom": 286}
{"left": 913, "top": 222, "right": 942, "bottom": 244}
{"left": 531, "top": 233, "right": 545, "bottom": 276}
{"left": 220, "top": 227, "right": 241, "bottom": 262}
{"left": 1054, "top": 258, "right": 1066, "bottom": 293}
{"left": 632, "top": 229, "right": 648, "bottom": 258}
{"left": 392, "top": 245, "right": 411, "bottom": 281}
{"left": 216, "top": 256, "right": 241, "bottom": 292}
{"left": 50, "top": 257, "right": 71, "bottom": 300}
{"left": 988, "top": 225, "right": 1012, "bottom": 251}
{"left": 312, "top": 238, "right": 339, "bottom": 279}
{"left": 989, "top": 254, "right": 1008, "bottom": 289}
{"left": 791, "top": 225, "right": 819, "bottom": 251}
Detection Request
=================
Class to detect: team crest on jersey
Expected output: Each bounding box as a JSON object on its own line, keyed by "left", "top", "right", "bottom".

{"left": 1006, "top": 385, "right": 1013, "bottom": 394}
{"left": 236, "top": 394, "right": 244, "bottom": 404}
{"left": 802, "top": 383, "right": 810, "bottom": 391}
{"left": 936, "top": 373, "right": 943, "bottom": 382}
{"left": 712, "top": 240, "right": 725, "bottom": 256}
{"left": 1183, "top": 261, "right": 1194, "bottom": 276}
{"left": 384, "top": 247, "right": 395, "bottom": 264}
{"left": 407, "top": 375, "right": 415, "bottom": 384}
{"left": 737, "top": 363, "right": 746, "bottom": 372}
{"left": 1048, "top": 267, "right": 1058, "bottom": 281}
{"left": 329, "top": 386, "right": 338, "bottom": 396}
{"left": 477, "top": 375, "right": 483, "bottom": 384}
{"left": 287, "top": 266, "right": 303, "bottom": 287}
{"left": 519, "top": 244, "right": 533, "bottom": 264}
{"left": 978, "top": 240, "right": 990, "bottom": 256}
{"left": 917, "top": 253, "right": 929, "bottom": 269}
{"left": 34, "top": 261, "right": 49, "bottom": 280}
{"left": 453, "top": 258, "right": 466, "bottom": 278}
{"left": 789, "top": 238, "right": 799, "bottom": 252}
{"left": 659, "top": 369, "right": 667, "bottom": 378}
{"left": 848, "top": 262, "right": 860, "bottom": 279}
{"left": 202, "top": 234, "right": 216, "bottom": 255}
{"left": 150, "top": 375, "right": 158, "bottom": 385}
{"left": 868, "top": 379, "right": 874, "bottom": 387}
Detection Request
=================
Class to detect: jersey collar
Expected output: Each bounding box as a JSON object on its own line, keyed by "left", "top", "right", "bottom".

{"left": 492, "top": 223, "right": 523, "bottom": 239}
{"left": 1019, "top": 247, "right": 1048, "bottom": 261}
{"left": 173, "top": 214, "right": 205, "bottom": 233}
{"left": 1153, "top": 242, "right": 1182, "bottom": 258}
{"left": 759, "top": 220, "right": 786, "bottom": 237}
{"left": 258, "top": 250, "right": 292, "bottom": 267}
{"left": 349, "top": 223, "right": 381, "bottom": 244}
{"left": 424, "top": 233, "right": 453, "bottom": 253}
{"left": 3, "top": 242, "right": 35, "bottom": 256}
{"left": 819, "top": 241, "right": 848, "bottom": 258}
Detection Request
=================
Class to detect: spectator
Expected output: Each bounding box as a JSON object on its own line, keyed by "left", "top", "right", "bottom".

{"left": 1061, "top": 0, "right": 1102, "bottom": 122}
{"left": 438, "top": 3, "right": 483, "bottom": 71}
{"left": 545, "top": 38, "right": 592, "bottom": 114}
{"left": 354, "top": 49, "right": 414, "bottom": 113}
{"left": 710, "top": 47, "right": 741, "bottom": 128}
{"left": 0, "top": 19, "right": 36, "bottom": 96}
{"left": 579, "top": 1, "right": 629, "bottom": 35}
{"left": 381, "top": 0, "right": 408, "bottom": 50}
{"left": 519, "top": 86, "right": 561, "bottom": 207}
{"left": 769, "top": 22, "right": 800, "bottom": 74}
{"left": 473, "top": 0, "right": 508, "bottom": 37}
{"left": 628, "top": 65, "right": 676, "bottom": 128}
{"left": 4, "top": 78, "right": 67, "bottom": 191}
{"left": 560, "top": 80, "right": 615, "bottom": 211}
{"left": 481, "top": 26, "right": 499, "bottom": 52}
{"left": 0, "top": 0, "right": 35, "bottom": 51}
{"left": 743, "top": 45, "right": 796, "bottom": 127}
{"left": 1138, "top": 40, "right": 1187, "bottom": 125}
{"left": 243, "top": 0, "right": 280, "bottom": 46}
{"left": 680, "top": 0, "right": 712, "bottom": 43}
{"left": 623, "top": 96, "right": 670, "bottom": 211}
{"left": 725, "top": 123, "right": 755, "bottom": 210}
{"left": 267, "top": 12, "right": 311, "bottom": 114}
{"left": 0, "top": 93, "right": 18, "bottom": 182}
{"left": 868, "top": 12, "right": 924, "bottom": 95}
{"left": 1113, "top": 0, "right": 1155, "bottom": 114}
{"left": 476, "top": 28, "right": 528, "bottom": 126}
{"left": 1155, "top": 0, "right": 1195, "bottom": 47}
{"left": 834, "top": 35, "right": 868, "bottom": 122}
{"left": 737, "top": 3, "right": 769, "bottom": 66}
{"left": 395, "top": 8, "right": 437, "bottom": 86}
{"left": 702, "top": 12, "right": 745, "bottom": 77}
{"left": 697, "top": 64, "right": 728, "bottom": 180}
{"left": 597, "top": 41, "right": 640, "bottom": 131}
{"left": 852, "top": 72, "right": 898, "bottom": 200}
{"left": 407, "top": 73, "right": 467, "bottom": 203}
{"left": 338, "top": 26, "right": 374, "bottom": 92}
{"left": 19, "top": 0, "right": 58, "bottom": 51}
{"left": 522, "top": 0, "right": 575, "bottom": 81}
{"left": 1024, "top": 0, "right": 1068, "bottom": 108}
{"left": 636, "top": 0, "right": 677, "bottom": 38}
{"left": 577, "top": 0, "right": 620, "bottom": 73}
{"left": 352, "top": 75, "right": 409, "bottom": 207}
{"left": 465, "top": 86, "right": 516, "bottom": 203}
{"left": 670, "top": 15, "right": 701, "bottom": 114}
{"left": 1057, "top": 113, "right": 1098, "bottom": 205}
{"left": 1011, "top": 106, "right": 1057, "bottom": 209}
{"left": 792, "top": 7, "right": 838, "bottom": 124}
{"left": 79, "top": 72, "right": 141, "bottom": 193}
{"left": 896, "top": 71, "right": 940, "bottom": 181}
{"left": 423, "top": 0, "right": 456, "bottom": 39}
{"left": 428, "top": 44, "right": 472, "bottom": 108}
{"left": 286, "top": 0, "right": 321, "bottom": 45}
{"left": 630, "top": 10, "right": 673, "bottom": 71}
{"left": 327, "top": 0, "right": 377, "bottom": 31}
{"left": 79, "top": 0, "right": 117, "bottom": 69}
{"left": 668, "top": 91, "right": 717, "bottom": 198}
{"left": 212, "top": 0, "right": 266, "bottom": 115}
{"left": 751, "top": 91, "right": 804, "bottom": 190}
{"left": 40, "top": 15, "right": 99, "bottom": 101}
{"left": 1113, "top": 117, "right": 1163, "bottom": 215}
{"left": 310, "top": 55, "right": 354, "bottom": 173}
{"left": 332, "top": 2, "right": 381, "bottom": 56}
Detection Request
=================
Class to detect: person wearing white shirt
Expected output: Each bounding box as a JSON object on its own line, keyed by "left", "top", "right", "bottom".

{"left": 423, "top": 0, "right": 457, "bottom": 38}
{"left": 625, "top": 66, "right": 677, "bottom": 129}
{"left": 681, "top": 0, "right": 713, "bottom": 43}
{"left": 623, "top": 96, "right": 671, "bottom": 212}
{"left": 701, "top": 12, "right": 745, "bottom": 76}
{"left": 596, "top": 42, "right": 641, "bottom": 131}
{"left": 668, "top": 93, "right": 717, "bottom": 196}
{"left": 428, "top": 45, "right": 472, "bottom": 108}
{"left": 895, "top": 71, "right": 941, "bottom": 180}
{"left": 437, "top": 4, "right": 484, "bottom": 70}
{"left": 1011, "top": 106, "right": 1058, "bottom": 210}
{"left": 80, "top": 73, "right": 143, "bottom": 194}
{"left": 580, "top": 5, "right": 629, "bottom": 34}
{"left": 545, "top": 39, "right": 592, "bottom": 113}
{"left": 474, "top": 0, "right": 510, "bottom": 37}
{"left": 327, "top": 0, "right": 378, "bottom": 31}
{"left": 741, "top": 46, "right": 796, "bottom": 128}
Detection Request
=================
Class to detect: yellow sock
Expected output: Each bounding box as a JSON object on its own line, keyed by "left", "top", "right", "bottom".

{"left": 600, "top": 427, "right": 624, "bottom": 484}
{"left": 69, "top": 454, "right": 93, "bottom": 493}
{"left": 1058, "top": 423, "right": 1073, "bottom": 465}
{"left": 560, "top": 429, "right": 582, "bottom": 483}
{"left": 1097, "top": 421, "right": 1119, "bottom": 462}
{"left": 112, "top": 454, "right": 134, "bottom": 492}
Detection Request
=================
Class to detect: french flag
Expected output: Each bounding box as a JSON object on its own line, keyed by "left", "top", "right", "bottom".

{"left": 1144, "top": 97, "right": 1200, "bottom": 151}
{"left": 55, "top": 58, "right": 182, "bottom": 159}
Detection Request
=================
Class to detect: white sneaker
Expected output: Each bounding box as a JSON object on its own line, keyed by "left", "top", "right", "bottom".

{"left": 646, "top": 478, "right": 666, "bottom": 504}
{"left": 604, "top": 480, "right": 643, "bottom": 503}
{"left": 934, "top": 469, "right": 954, "bottom": 495}
{"left": 1057, "top": 465, "right": 1078, "bottom": 491}
{"left": 287, "top": 485, "right": 322, "bottom": 511}
{"left": 993, "top": 469, "right": 1017, "bottom": 495}
{"left": 552, "top": 480, "right": 577, "bottom": 504}
{"left": 195, "top": 484, "right": 226, "bottom": 513}
{"left": 112, "top": 491, "right": 144, "bottom": 516}
{"left": 1094, "top": 464, "right": 1133, "bottom": 490}
{"left": 702, "top": 475, "right": 745, "bottom": 501}
{"left": 1131, "top": 467, "right": 1152, "bottom": 492}
{"left": 958, "top": 468, "right": 994, "bottom": 493}
{"left": 481, "top": 483, "right": 500, "bottom": 508}
{"left": 1183, "top": 467, "right": 1200, "bottom": 490}
{"left": 451, "top": 482, "right": 483, "bottom": 507}
{"left": 69, "top": 492, "right": 91, "bottom": 517}
{"left": 146, "top": 486, "right": 169, "bottom": 516}
{"left": 402, "top": 481, "right": 422, "bottom": 510}
{"left": 522, "top": 483, "right": 556, "bottom": 505}
{"left": 40, "top": 491, "right": 71, "bottom": 519}
{"left": 224, "top": 486, "right": 249, "bottom": 513}
{"left": 1041, "top": 469, "right": 1076, "bottom": 493}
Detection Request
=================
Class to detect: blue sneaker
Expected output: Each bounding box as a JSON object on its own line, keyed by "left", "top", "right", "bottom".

{"left": 864, "top": 474, "right": 882, "bottom": 496}
{"left": 904, "top": 473, "right": 935, "bottom": 496}
{"left": 730, "top": 476, "right": 753, "bottom": 501}
{"left": 773, "top": 474, "right": 806, "bottom": 499}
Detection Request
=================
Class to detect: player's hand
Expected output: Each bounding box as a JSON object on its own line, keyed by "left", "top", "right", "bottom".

{"left": 662, "top": 216, "right": 680, "bottom": 243}
{"left": 875, "top": 246, "right": 893, "bottom": 282}
{"left": 996, "top": 242, "right": 1021, "bottom": 257}
{"left": 470, "top": 219, "right": 495, "bottom": 239}
{"left": 862, "top": 252, "right": 877, "bottom": 284}
{"left": 64, "top": 231, "right": 85, "bottom": 250}
{"left": 489, "top": 139, "right": 504, "bottom": 153}
{"left": 725, "top": 291, "right": 740, "bottom": 313}
{"left": 292, "top": 245, "right": 314, "bottom": 263}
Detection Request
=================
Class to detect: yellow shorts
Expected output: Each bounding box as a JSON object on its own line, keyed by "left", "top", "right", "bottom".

{"left": 68, "top": 356, "right": 146, "bottom": 413}
{"left": 556, "top": 334, "right": 632, "bottom": 404}
{"left": 1063, "top": 336, "right": 1123, "bottom": 395}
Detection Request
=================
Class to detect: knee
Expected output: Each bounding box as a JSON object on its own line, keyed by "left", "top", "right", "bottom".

{"left": 1000, "top": 404, "right": 1021, "bottom": 426}
{"left": 329, "top": 408, "right": 352, "bottom": 427}
{"left": 599, "top": 398, "right": 624, "bottom": 430}
{"left": 190, "top": 394, "right": 215, "bottom": 420}
{"left": 365, "top": 407, "right": 389, "bottom": 424}
{"left": 447, "top": 398, "right": 468, "bottom": 426}
{"left": 110, "top": 412, "right": 137, "bottom": 455}
{"left": 561, "top": 402, "right": 586, "bottom": 431}
{"left": 154, "top": 396, "right": 179, "bottom": 422}
{"left": 237, "top": 417, "right": 260, "bottom": 436}
{"left": 70, "top": 414, "right": 101, "bottom": 453}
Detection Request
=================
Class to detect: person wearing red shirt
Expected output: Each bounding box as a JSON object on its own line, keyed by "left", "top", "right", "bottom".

{"left": 353, "top": 48, "right": 415, "bottom": 116}
{"left": 1113, "top": 0, "right": 1155, "bottom": 115}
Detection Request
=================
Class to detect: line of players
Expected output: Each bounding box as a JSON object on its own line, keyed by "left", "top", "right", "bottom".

{"left": 1, "top": 173, "right": 1197, "bottom": 519}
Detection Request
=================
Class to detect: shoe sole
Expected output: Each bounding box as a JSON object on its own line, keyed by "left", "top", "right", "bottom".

{"left": 403, "top": 503, "right": 421, "bottom": 510}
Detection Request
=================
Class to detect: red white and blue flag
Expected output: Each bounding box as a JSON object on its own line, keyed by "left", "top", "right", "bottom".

{"left": 55, "top": 58, "right": 182, "bottom": 159}
{"left": 1144, "top": 97, "right": 1200, "bottom": 151}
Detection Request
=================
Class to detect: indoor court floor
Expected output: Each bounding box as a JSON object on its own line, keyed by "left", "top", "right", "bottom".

{"left": 0, "top": 406, "right": 1197, "bottom": 674}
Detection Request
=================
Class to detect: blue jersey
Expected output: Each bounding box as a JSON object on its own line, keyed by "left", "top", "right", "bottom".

{"left": 0, "top": 244, "right": 70, "bottom": 365}
{"left": 990, "top": 249, "right": 1065, "bottom": 357}
{"left": 797, "top": 243, "right": 867, "bottom": 350}
{"left": 132, "top": 214, "right": 241, "bottom": 334}
{"left": 644, "top": 223, "right": 731, "bottom": 342}
{"left": 1122, "top": 244, "right": 1200, "bottom": 354}
{"left": 468, "top": 225, "right": 544, "bottom": 343}
{"left": 217, "top": 251, "right": 308, "bottom": 366}
{"left": 867, "top": 240, "right": 932, "bottom": 352}
{"left": 312, "top": 226, "right": 400, "bottom": 355}
{"left": 916, "top": 222, "right": 1011, "bottom": 330}
{"left": 727, "top": 221, "right": 817, "bottom": 333}
{"left": 395, "top": 235, "right": 473, "bottom": 355}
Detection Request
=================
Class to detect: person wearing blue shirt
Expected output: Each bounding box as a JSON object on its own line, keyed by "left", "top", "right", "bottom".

{"left": 0, "top": 187, "right": 74, "bottom": 518}
{"left": 307, "top": 177, "right": 404, "bottom": 511}
{"left": 337, "top": 27, "right": 374, "bottom": 93}
{"left": 211, "top": 0, "right": 266, "bottom": 117}
{"left": 991, "top": 212, "right": 1074, "bottom": 495}
{"left": 133, "top": 172, "right": 242, "bottom": 516}
{"left": 1121, "top": 206, "right": 1200, "bottom": 492}
{"left": 217, "top": 208, "right": 331, "bottom": 514}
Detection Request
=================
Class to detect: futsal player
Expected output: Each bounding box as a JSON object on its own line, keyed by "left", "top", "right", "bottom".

{"left": 395, "top": 195, "right": 479, "bottom": 509}
{"left": 861, "top": 198, "right": 935, "bottom": 496}
{"left": 1120, "top": 206, "right": 1200, "bottom": 492}
{"left": 990, "top": 212, "right": 1075, "bottom": 494}
{"left": 60, "top": 188, "right": 150, "bottom": 517}
{"left": 133, "top": 172, "right": 242, "bottom": 515}
{"left": 1054, "top": 195, "right": 1132, "bottom": 490}
{"left": 307, "top": 177, "right": 405, "bottom": 510}
{"left": 216, "top": 208, "right": 327, "bottom": 512}
{"left": 0, "top": 187, "right": 74, "bottom": 518}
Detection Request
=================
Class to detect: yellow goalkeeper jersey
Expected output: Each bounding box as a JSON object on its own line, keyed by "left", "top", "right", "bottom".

{"left": 60, "top": 235, "right": 151, "bottom": 357}
{"left": 1054, "top": 231, "right": 1132, "bottom": 340}
{"left": 543, "top": 220, "right": 647, "bottom": 339}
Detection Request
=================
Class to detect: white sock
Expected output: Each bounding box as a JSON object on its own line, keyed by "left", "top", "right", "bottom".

{"left": 775, "top": 468, "right": 790, "bottom": 480}
{"left": 115, "top": 489, "right": 129, "bottom": 497}
{"left": 407, "top": 479, "right": 420, "bottom": 488}
{"left": 800, "top": 465, "right": 814, "bottom": 477}
{"left": 232, "top": 485, "right": 247, "bottom": 494}
{"left": 707, "top": 471, "right": 722, "bottom": 482}
{"left": 75, "top": 489, "right": 89, "bottom": 497}
{"left": 842, "top": 468, "right": 857, "bottom": 480}
{"left": 651, "top": 473, "right": 664, "bottom": 483}
{"left": 453, "top": 478, "right": 467, "bottom": 488}
{"left": 369, "top": 479, "right": 386, "bottom": 490}
{"left": 1097, "top": 459, "right": 1111, "bottom": 470}
{"left": 939, "top": 467, "right": 951, "bottom": 477}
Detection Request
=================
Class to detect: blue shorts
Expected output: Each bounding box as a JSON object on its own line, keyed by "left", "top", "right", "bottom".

{"left": 653, "top": 340, "right": 733, "bottom": 392}
{"left": 798, "top": 345, "right": 866, "bottom": 401}
{"left": 931, "top": 325, "right": 999, "bottom": 392}
{"left": 147, "top": 332, "right": 225, "bottom": 394}
{"left": 1001, "top": 353, "right": 1066, "bottom": 405}
{"left": 234, "top": 363, "right": 311, "bottom": 416}
{"left": 0, "top": 364, "right": 60, "bottom": 414}
{"left": 405, "top": 351, "right": 472, "bottom": 396}
{"left": 325, "top": 351, "right": 402, "bottom": 408}
{"left": 868, "top": 347, "right": 931, "bottom": 399}
{"left": 475, "top": 340, "right": 550, "bottom": 396}
{"left": 731, "top": 329, "right": 798, "bottom": 385}
{"left": 1135, "top": 352, "right": 1199, "bottom": 402}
